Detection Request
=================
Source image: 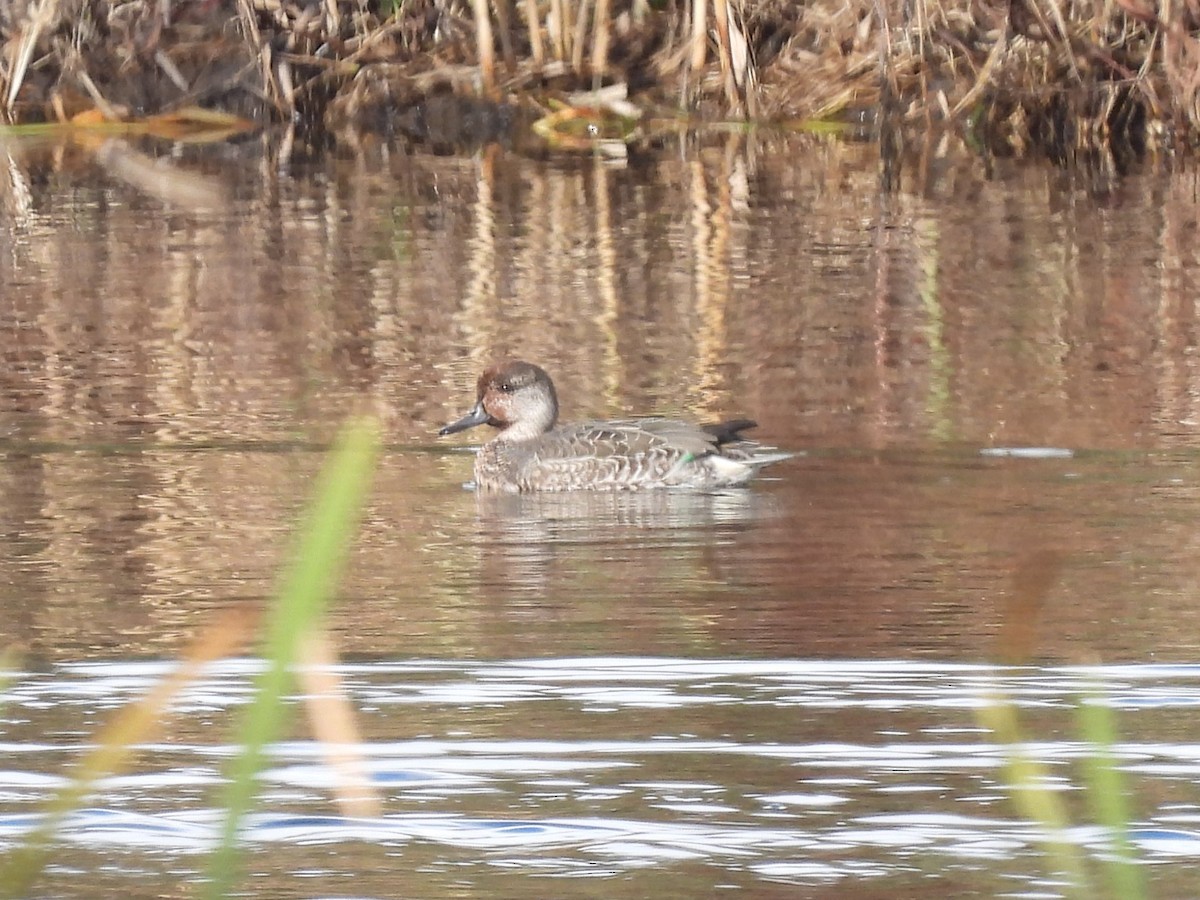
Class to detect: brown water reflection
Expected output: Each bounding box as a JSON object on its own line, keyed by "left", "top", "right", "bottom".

{"left": 1, "top": 136, "right": 1200, "bottom": 663}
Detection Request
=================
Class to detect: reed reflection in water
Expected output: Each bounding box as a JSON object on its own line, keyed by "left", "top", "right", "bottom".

{"left": 1, "top": 131, "right": 1200, "bottom": 894}
{"left": 0, "top": 129, "right": 1197, "bottom": 663}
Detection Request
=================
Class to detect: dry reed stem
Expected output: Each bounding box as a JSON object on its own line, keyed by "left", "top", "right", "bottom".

{"left": 277, "top": 57, "right": 295, "bottom": 113}
{"left": 549, "top": 0, "right": 568, "bottom": 61}
{"left": 523, "top": 0, "right": 544, "bottom": 65}
{"left": 471, "top": 0, "right": 496, "bottom": 97}
{"left": 4, "top": 0, "right": 57, "bottom": 118}
{"left": 75, "top": 69, "right": 121, "bottom": 120}
{"left": 1161, "top": 0, "right": 1200, "bottom": 126}
{"left": 1043, "top": 0, "right": 1082, "bottom": 84}
{"left": 874, "top": 0, "right": 897, "bottom": 102}
{"left": 0, "top": 604, "right": 258, "bottom": 898}
{"left": 712, "top": 0, "right": 736, "bottom": 112}
{"left": 492, "top": 0, "right": 517, "bottom": 73}
{"left": 154, "top": 50, "right": 190, "bottom": 92}
{"left": 237, "top": 0, "right": 283, "bottom": 113}
{"left": 323, "top": 0, "right": 340, "bottom": 35}
{"left": 590, "top": 0, "right": 611, "bottom": 89}
{"left": 950, "top": 24, "right": 1007, "bottom": 118}
{"left": 297, "top": 630, "right": 381, "bottom": 819}
{"left": 690, "top": 0, "right": 707, "bottom": 72}
{"left": 717, "top": 0, "right": 755, "bottom": 116}
{"left": 571, "top": 0, "right": 591, "bottom": 75}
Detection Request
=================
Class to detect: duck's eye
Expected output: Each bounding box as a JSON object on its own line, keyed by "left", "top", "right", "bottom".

{"left": 498, "top": 382, "right": 514, "bottom": 393}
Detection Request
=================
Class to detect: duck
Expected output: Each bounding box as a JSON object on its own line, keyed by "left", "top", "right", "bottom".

{"left": 438, "top": 360, "right": 791, "bottom": 492}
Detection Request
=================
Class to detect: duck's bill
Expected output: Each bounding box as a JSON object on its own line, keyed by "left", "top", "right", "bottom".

{"left": 439, "top": 402, "right": 490, "bottom": 436}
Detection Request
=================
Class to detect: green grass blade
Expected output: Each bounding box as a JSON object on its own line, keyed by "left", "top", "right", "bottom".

{"left": 1076, "top": 690, "right": 1145, "bottom": 900}
{"left": 978, "top": 691, "right": 1091, "bottom": 897}
{"left": 204, "top": 416, "right": 380, "bottom": 899}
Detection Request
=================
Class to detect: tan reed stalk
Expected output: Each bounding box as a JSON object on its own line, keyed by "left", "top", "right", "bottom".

{"left": 951, "top": 25, "right": 1008, "bottom": 118}
{"left": 524, "top": 0, "right": 545, "bottom": 65}
{"left": 1163, "top": 0, "right": 1200, "bottom": 129}
{"left": 733, "top": 1, "right": 756, "bottom": 118}
{"left": 690, "top": 0, "right": 707, "bottom": 71}
{"left": 236, "top": 0, "right": 283, "bottom": 113}
{"left": 713, "top": 0, "right": 735, "bottom": 108}
{"left": 75, "top": 69, "right": 122, "bottom": 120}
{"left": 277, "top": 57, "right": 296, "bottom": 115}
{"left": 1042, "top": 0, "right": 1081, "bottom": 83}
{"left": 322, "top": 0, "right": 340, "bottom": 34}
{"left": 4, "top": 0, "right": 58, "bottom": 120}
{"left": 0, "top": 606, "right": 257, "bottom": 898}
{"left": 873, "top": 0, "right": 898, "bottom": 109}
{"left": 571, "top": 0, "right": 592, "bottom": 75}
{"left": 492, "top": 0, "right": 518, "bottom": 73}
{"left": 549, "top": 0, "right": 569, "bottom": 62}
{"left": 590, "top": 0, "right": 612, "bottom": 89}
{"left": 297, "top": 630, "right": 381, "bottom": 818}
{"left": 711, "top": 0, "right": 753, "bottom": 115}
{"left": 471, "top": 0, "right": 497, "bottom": 98}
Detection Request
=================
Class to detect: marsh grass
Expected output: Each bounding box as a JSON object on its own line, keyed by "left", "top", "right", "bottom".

{"left": 978, "top": 687, "right": 1146, "bottom": 900}
{"left": 980, "top": 550, "right": 1147, "bottom": 899}
{"left": 207, "top": 415, "right": 379, "bottom": 897}
{"left": 1076, "top": 687, "right": 1144, "bottom": 899}
{"left": 0, "top": 416, "right": 381, "bottom": 899}
{"left": 206, "top": 415, "right": 380, "bottom": 897}
{"left": 977, "top": 695, "right": 1091, "bottom": 896}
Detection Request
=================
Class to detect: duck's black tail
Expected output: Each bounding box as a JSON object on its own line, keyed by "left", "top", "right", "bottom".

{"left": 702, "top": 419, "right": 758, "bottom": 446}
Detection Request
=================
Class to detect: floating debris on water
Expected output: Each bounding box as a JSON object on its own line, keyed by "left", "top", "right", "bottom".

{"left": 980, "top": 447, "right": 1075, "bottom": 459}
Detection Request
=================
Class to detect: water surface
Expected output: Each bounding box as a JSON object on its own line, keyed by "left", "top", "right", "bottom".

{"left": 1, "top": 133, "right": 1199, "bottom": 895}
{"left": 6, "top": 658, "right": 1200, "bottom": 898}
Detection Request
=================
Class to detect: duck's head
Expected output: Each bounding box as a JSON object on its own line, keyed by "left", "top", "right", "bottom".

{"left": 439, "top": 360, "right": 559, "bottom": 440}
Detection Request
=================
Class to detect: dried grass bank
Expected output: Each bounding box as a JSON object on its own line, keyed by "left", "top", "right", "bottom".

{"left": 0, "top": 0, "right": 1197, "bottom": 151}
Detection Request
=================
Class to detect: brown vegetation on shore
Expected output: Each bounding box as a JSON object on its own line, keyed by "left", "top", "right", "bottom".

{"left": 0, "top": 0, "right": 1197, "bottom": 150}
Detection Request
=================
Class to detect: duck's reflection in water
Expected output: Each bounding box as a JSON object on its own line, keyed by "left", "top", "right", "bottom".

{"left": 465, "top": 486, "right": 787, "bottom": 600}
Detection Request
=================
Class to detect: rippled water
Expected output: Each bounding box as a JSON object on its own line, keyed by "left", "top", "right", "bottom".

{"left": 5, "top": 658, "right": 1200, "bottom": 896}
{"left": 2, "top": 132, "right": 1200, "bottom": 895}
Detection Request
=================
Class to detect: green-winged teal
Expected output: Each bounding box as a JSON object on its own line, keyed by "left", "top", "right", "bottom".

{"left": 439, "top": 360, "right": 791, "bottom": 492}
